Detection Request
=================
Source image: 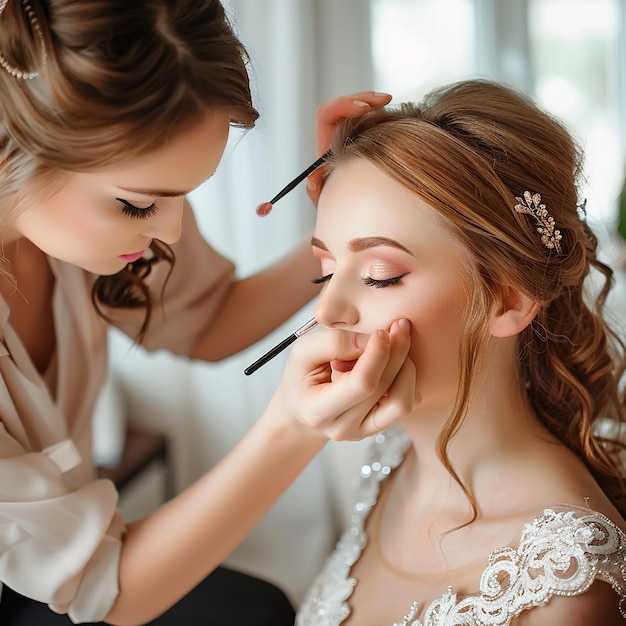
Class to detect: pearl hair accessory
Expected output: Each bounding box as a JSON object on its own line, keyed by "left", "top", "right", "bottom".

{"left": 0, "top": 0, "right": 47, "bottom": 79}
{"left": 514, "top": 191, "right": 563, "bottom": 254}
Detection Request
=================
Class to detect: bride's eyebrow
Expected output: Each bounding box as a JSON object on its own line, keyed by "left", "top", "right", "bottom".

{"left": 311, "top": 236, "right": 413, "bottom": 256}
{"left": 348, "top": 236, "right": 413, "bottom": 254}
{"left": 311, "top": 237, "right": 328, "bottom": 250}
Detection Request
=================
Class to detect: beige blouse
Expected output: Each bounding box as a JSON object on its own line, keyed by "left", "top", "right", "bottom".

{"left": 0, "top": 206, "right": 235, "bottom": 622}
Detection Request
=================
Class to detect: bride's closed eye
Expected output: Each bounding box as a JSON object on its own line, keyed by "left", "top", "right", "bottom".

{"left": 311, "top": 274, "right": 332, "bottom": 285}
{"left": 363, "top": 274, "right": 407, "bottom": 288}
{"left": 311, "top": 273, "right": 408, "bottom": 288}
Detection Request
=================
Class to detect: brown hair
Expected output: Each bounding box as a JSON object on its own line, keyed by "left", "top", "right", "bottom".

{"left": 327, "top": 79, "right": 626, "bottom": 517}
{"left": 0, "top": 0, "right": 258, "bottom": 340}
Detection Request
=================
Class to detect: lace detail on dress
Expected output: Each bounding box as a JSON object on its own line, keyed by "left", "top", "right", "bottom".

{"left": 296, "top": 427, "right": 626, "bottom": 626}
{"left": 298, "top": 427, "right": 410, "bottom": 625}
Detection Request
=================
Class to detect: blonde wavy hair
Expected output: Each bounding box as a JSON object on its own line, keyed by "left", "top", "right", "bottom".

{"left": 327, "top": 79, "right": 626, "bottom": 518}
{"left": 0, "top": 0, "right": 258, "bottom": 339}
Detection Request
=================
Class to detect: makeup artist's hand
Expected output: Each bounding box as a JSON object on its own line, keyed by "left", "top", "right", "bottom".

{"left": 307, "top": 91, "right": 392, "bottom": 206}
{"left": 274, "top": 319, "right": 415, "bottom": 441}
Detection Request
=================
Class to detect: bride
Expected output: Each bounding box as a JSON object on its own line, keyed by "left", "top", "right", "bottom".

{"left": 297, "top": 79, "right": 626, "bottom": 626}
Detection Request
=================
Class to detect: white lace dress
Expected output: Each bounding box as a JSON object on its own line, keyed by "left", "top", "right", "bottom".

{"left": 297, "top": 427, "right": 626, "bottom": 626}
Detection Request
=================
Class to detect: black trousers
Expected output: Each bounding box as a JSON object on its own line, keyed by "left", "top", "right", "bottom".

{"left": 0, "top": 566, "right": 295, "bottom": 625}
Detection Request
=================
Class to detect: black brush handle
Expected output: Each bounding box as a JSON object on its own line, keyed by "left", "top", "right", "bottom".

{"left": 244, "top": 334, "right": 297, "bottom": 376}
{"left": 269, "top": 150, "right": 331, "bottom": 204}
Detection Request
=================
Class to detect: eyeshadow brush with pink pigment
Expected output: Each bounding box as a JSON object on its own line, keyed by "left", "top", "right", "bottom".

{"left": 255, "top": 150, "right": 331, "bottom": 216}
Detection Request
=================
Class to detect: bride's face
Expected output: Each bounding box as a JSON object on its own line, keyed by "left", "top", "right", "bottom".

{"left": 313, "top": 158, "right": 472, "bottom": 413}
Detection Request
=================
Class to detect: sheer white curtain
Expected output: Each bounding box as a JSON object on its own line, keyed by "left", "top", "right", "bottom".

{"left": 105, "top": 0, "right": 374, "bottom": 603}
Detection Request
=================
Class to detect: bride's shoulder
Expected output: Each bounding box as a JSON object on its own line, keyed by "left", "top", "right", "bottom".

{"left": 470, "top": 504, "right": 626, "bottom": 626}
{"left": 513, "top": 579, "right": 625, "bottom": 626}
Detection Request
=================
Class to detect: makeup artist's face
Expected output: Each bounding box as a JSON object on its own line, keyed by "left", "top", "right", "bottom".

{"left": 313, "top": 158, "right": 470, "bottom": 413}
{"left": 10, "top": 108, "right": 230, "bottom": 275}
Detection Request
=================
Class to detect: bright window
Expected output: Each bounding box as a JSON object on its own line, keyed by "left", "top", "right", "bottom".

{"left": 529, "top": 0, "right": 623, "bottom": 222}
{"left": 370, "top": 0, "right": 475, "bottom": 101}
{"left": 370, "top": 0, "right": 625, "bottom": 224}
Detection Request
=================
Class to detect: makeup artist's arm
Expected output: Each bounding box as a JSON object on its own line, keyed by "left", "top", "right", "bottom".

{"left": 189, "top": 237, "right": 320, "bottom": 361}
{"left": 105, "top": 321, "right": 413, "bottom": 626}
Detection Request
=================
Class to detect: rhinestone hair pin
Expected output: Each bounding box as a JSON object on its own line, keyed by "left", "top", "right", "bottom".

{"left": 514, "top": 191, "right": 562, "bottom": 254}
{"left": 0, "top": 0, "right": 47, "bottom": 80}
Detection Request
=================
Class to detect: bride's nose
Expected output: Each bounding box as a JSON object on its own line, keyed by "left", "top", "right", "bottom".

{"left": 314, "top": 275, "right": 360, "bottom": 328}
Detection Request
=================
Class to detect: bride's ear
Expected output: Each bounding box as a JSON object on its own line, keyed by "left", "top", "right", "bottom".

{"left": 490, "top": 285, "right": 539, "bottom": 338}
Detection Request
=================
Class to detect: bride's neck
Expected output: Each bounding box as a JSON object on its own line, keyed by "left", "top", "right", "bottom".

{"left": 399, "top": 344, "right": 551, "bottom": 512}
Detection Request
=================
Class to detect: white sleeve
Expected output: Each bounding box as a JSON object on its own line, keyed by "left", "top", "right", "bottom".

{"left": 0, "top": 430, "right": 124, "bottom": 623}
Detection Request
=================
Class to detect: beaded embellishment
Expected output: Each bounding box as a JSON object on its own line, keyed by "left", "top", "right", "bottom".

{"left": 296, "top": 427, "right": 626, "bottom": 626}
{"left": 0, "top": 0, "right": 47, "bottom": 79}
{"left": 514, "top": 191, "right": 562, "bottom": 254}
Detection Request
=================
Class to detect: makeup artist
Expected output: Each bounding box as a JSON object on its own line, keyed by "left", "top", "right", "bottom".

{"left": 0, "top": 1, "right": 413, "bottom": 625}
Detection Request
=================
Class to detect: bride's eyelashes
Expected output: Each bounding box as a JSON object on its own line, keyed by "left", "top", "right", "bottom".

{"left": 362, "top": 274, "right": 407, "bottom": 288}
{"left": 312, "top": 273, "right": 408, "bottom": 288}
{"left": 311, "top": 274, "right": 332, "bottom": 284}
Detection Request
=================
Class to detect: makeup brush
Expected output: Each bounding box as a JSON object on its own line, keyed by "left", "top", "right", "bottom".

{"left": 244, "top": 317, "right": 319, "bottom": 375}
{"left": 256, "top": 150, "right": 331, "bottom": 216}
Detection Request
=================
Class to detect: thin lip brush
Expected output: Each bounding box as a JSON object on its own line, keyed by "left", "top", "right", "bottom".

{"left": 244, "top": 318, "right": 318, "bottom": 375}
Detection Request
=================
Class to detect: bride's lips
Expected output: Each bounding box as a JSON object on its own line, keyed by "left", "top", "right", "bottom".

{"left": 330, "top": 359, "right": 358, "bottom": 373}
